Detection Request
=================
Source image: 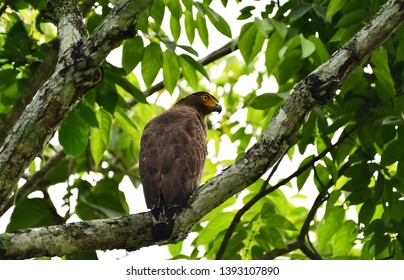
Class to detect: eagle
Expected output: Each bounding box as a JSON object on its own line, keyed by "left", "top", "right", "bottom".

{"left": 139, "top": 92, "right": 222, "bottom": 241}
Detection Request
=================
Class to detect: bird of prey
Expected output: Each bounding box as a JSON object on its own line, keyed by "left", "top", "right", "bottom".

{"left": 139, "top": 92, "right": 222, "bottom": 241}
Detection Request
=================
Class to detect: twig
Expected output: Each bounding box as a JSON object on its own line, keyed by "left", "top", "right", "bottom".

{"left": 0, "top": 0, "right": 11, "bottom": 17}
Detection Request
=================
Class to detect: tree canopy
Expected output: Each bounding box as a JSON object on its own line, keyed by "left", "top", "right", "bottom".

{"left": 1, "top": 0, "right": 404, "bottom": 260}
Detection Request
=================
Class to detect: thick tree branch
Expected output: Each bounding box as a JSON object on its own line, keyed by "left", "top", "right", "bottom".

{"left": 0, "top": 0, "right": 403, "bottom": 259}
{"left": 0, "top": 213, "right": 153, "bottom": 259}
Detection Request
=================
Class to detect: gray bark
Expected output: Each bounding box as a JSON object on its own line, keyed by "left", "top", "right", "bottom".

{"left": 0, "top": 0, "right": 404, "bottom": 259}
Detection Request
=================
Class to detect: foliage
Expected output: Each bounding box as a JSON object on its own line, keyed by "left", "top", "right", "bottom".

{"left": 1, "top": 0, "right": 404, "bottom": 260}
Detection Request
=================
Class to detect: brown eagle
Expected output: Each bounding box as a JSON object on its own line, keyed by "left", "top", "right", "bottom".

{"left": 139, "top": 92, "right": 222, "bottom": 241}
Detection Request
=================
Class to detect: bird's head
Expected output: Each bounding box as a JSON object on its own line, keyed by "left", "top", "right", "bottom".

{"left": 177, "top": 92, "right": 222, "bottom": 115}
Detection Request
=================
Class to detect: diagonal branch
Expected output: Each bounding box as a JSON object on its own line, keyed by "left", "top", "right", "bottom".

{"left": 0, "top": 0, "right": 11, "bottom": 17}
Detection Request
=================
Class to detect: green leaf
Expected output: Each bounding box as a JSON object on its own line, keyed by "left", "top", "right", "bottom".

{"left": 223, "top": 229, "right": 247, "bottom": 260}
{"left": 162, "top": 50, "right": 181, "bottom": 93}
{"left": 181, "top": 0, "right": 193, "bottom": 10}
{"left": 248, "top": 93, "right": 284, "bottom": 110}
{"left": 370, "top": 47, "right": 395, "bottom": 102}
{"left": 300, "top": 34, "right": 316, "bottom": 58}
{"left": 6, "top": 198, "right": 62, "bottom": 232}
{"left": 381, "top": 140, "right": 400, "bottom": 166}
{"left": 238, "top": 22, "right": 266, "bottom": 65}
{"left": 205, "top": 6, "right": 232, "bottom": 37}
{"left": 149, "top": 0, "right": 165, "bottom": 26}
{"left": 46, "top": 159, "right": 68, "bottom": 185}
{"left": 1, "top": 81, "right": 21, "bottom": 105}
{"left": 395, "top": 40, "right": 404, "bottom": 63}
{"left": 122, "top": 36, "right": 144, "bottom": 74}
{"left": 270, "top": 19, "right": 288, "bottom": 39}
{"left": 259, "top": 226, "right": 285, "bottom": 248}
{"left": 265, "top": 31, "right": 284, "bottom": 74}
{"left": 317, "top": 206, "right": 345, "bottom": 251}
{"left": 289, "top": 3, "right": 312, "bottom": 22}
{"left": 104, "top": 67, "right": 147, "bottom": 104}
{"left": 264, "top": 214, "right": 298, "bottom": 231}
{"left": 332, "top": 220, "right": 357, "bottom": 255}
{"left": 195, "top": 212, "right": 234, "bottom": 246}
{"left": 389, "top": 201, "right": 404, "bottom": 222}
{"left": 260, "top": 202, "right": 276, "bottom": 218}
{"left": 114, "top": 108, "right": 140, "bottom": 138}
{"left": 177, "top": 44, "right": 198, "bottom": 56}
{"left": 326, "top": 0, "right": 348, "bottom": 20}
{"left": 0, "top": 69, "right": 18, "bottom": 87}
{"left": 76, "top": 179, "right": 129, "bottom": 220}
{"left": 345, "top": 188, "right": 372, "bottom": 205}
{"left": 168, "top": 241, "right": 183, "bottom": 257}
{"left": 238, "top": 6, "right": 255, "bottom": 20}
{"left": 314, "top": 164, "right": 330, "bottom": 191}
{"left": 308, "top": 35, "right": 330, "bottom": 63}
{"left": 336, "top": 9, "right": 367, "bottom": 28}
{"left": 164, "top": 0, "right": 182, "bottom": 19}
{"left": 90, "top": 107, "right": 112, "bottom": 166}
{"left": 75, "top": 100, "right": 99, "bottom": 128}
{"left": 358, "top": 199, "right": 376, "bottom": 226}
{"left": 141, "top": 42, "right": 162, "bottom": 88}
{"left": 86, "top": 12, "right": 103, "bottom": 34}
{"left": 170, "top": 16, "right": 181, "bottom": 41}
{"left": 179, "top": 54, "right": 209, "bottom": 79}
{"left": 59, "top": 110, "right": 89, "bottom": 156}
{"left": 196, "top": 11, "right": 209, "bottom": 47}
{"left": 296, "top": 155, "right": 315, "bottom": 191}
{"left": 184, "top": 10, "right": 195, "bottom": 44}
{"left": 179, "top": 55, "right": 198, "bottom": 89}
{"left": 64, "top": 251, "right": 98, "bottom": 260}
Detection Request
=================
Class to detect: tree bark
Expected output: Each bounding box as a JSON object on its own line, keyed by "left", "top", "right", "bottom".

{"left": 0, "top": 0, "right": 404, "bottom": 259}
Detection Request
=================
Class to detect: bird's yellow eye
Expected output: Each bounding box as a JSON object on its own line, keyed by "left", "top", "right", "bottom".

{"left": 202, "top": 95, "right": 209, "bottom": 101}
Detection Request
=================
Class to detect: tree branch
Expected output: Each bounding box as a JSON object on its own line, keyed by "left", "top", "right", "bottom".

{"left": 0, "top": 0, "right": 11, "bottom": 17}
{"left": 0, "top": 0, "right": 403, "bottom": 259}
{"left": 0, "top": 213, "right": 153, "bottom": 260}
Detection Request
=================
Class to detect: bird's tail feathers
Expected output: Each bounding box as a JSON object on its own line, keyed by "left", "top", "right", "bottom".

{"left": 150, "top": 196, "right": 177, "bottom": 241}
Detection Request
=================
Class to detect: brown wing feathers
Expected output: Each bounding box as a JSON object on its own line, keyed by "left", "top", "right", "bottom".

{"left": 139, "top": 92, "right": 222, "bottom": 241}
